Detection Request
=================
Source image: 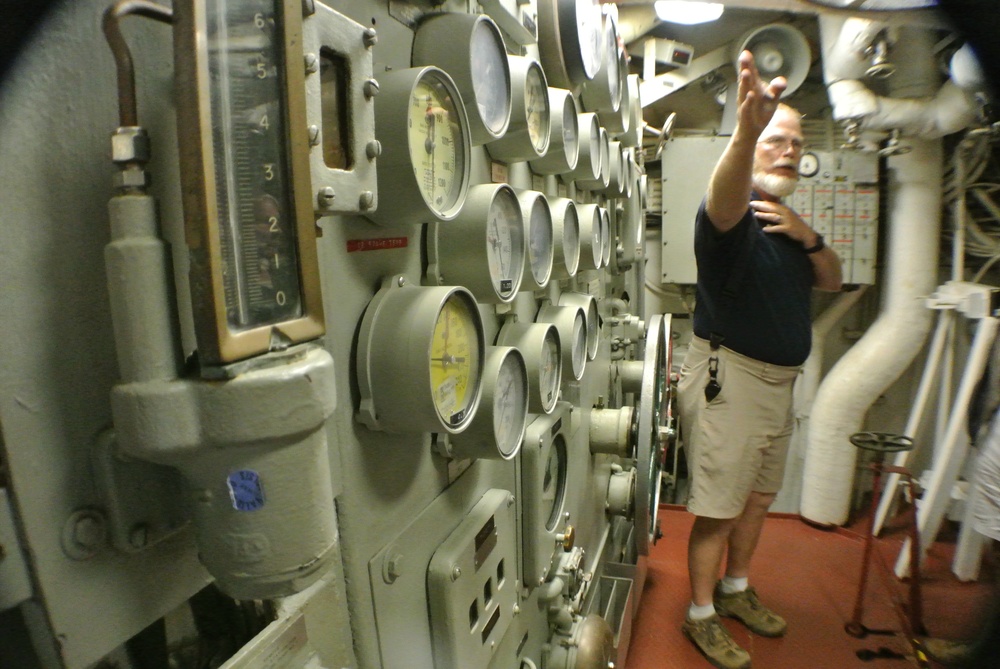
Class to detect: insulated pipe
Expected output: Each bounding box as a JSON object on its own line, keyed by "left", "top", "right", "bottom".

{"left": 801, "top": 140, "right": 942, "bottom": 526}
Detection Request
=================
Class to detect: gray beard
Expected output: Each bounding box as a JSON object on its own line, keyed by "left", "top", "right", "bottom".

{"left": 752, "top": 171, "right": 799, "bottom": 198}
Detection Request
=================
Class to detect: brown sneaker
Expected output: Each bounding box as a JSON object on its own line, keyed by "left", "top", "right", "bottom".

{"left": 682, "top": 614, "right": 752, "bottom": 669}
{"left": 714, "top": 584, "right": 787, "bottom": 637}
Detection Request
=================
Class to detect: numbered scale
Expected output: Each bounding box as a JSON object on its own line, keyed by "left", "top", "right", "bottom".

{"left": 487, "top": 56, "right": 551, "bottom": 163}
{"left": 356, "top": 276, "right": 485, "bottom": 434}
{"left": 536, "top": 303, "right": 587, "bottom": 382}
{"left": 174, "top": 0, "right": 326, "bottom": 364}
{"left": 366, "top": 67, "right": 472, "bottom": 226}
{"left": 496, "top": 321, "right": 562, "bottom": 414}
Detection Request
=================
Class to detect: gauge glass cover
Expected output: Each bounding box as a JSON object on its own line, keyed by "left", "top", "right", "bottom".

{"left": 577, "top": 0, "right": 602, "bottom": 81}
{"left": 544, "top": 434, "right": 568, "bottom": 530}
{"left": 430, "top": 294, "right": 482, "bottom": 426}
{"left": 571, "top": 311, "right": 586, "bottom": 377}
{"left": 471, "top": 21, "right": 511, "bottom": 135}
{"left": 561, "top": 102, "right": 579, "bottom": 164}
{"left": 605, "top": 22, "right": 621, "bottom": 107}
{"left": 487, "top": 188, "right": 525, "bottom": 299}
{"left": 494, "top": 352, "right": 528, "bottom": 455}
{"left": 525, "top": 65, "right": 549, "bottom": 152}
{"left": 540, "top": 329, "right": 561, "bottom": 411}
{"left": 562, "top": 204, "right": 581, "bottom": 274}
{"left": 408, "top": 73, "right": 467, "bottom": 216}
{"left": 527, "top": 197, "right": 554, "bottom": 286}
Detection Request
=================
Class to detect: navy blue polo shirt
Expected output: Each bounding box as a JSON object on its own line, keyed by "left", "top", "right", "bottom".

{"left": 691, "top": 196, "right": 814, "bottom": 366}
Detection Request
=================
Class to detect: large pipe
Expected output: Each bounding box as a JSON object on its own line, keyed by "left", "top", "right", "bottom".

{"left": 802, "top": 139, "right": 942, "bottom": 525}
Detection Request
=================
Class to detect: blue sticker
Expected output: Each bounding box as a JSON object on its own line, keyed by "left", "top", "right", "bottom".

{"left": 227, "top": 470, "right": 265, "bottom": 512}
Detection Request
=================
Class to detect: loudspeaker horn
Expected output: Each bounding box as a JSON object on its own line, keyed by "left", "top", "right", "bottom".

{"left": 735, "top": 24, "right": 812, "bottom": 97}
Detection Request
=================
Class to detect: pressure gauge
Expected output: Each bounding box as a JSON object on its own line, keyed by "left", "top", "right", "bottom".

{"left": 428, "top": 183, "right": 524, "bottom": 303}
{"left": 365, "top": 67, "right": 471, "bottom": 226}
{"left": 412, "top": 14, "right": 512, "bottom": 146}
{"left": 529, "top": 89, "right": 580, "bottom": 176}
{"left": 575, "top": 203, "right": 603, "bottom": 271}
{"left": 563, "top": 112, "right": 601, "bottom": 186}
{"left": 515, "top": 190, "right": 555, "bottom": 291}
{"left": 601, "top": 141, "right": 625, "bottom": 197}
{"left": 356, "top": 276, "right": 485, "bottom": 434}
{"left": 174, "top": 0, "right": 324, "bottom": 365}
{"left": 448, "top": 347, "right": 529, "bottom": 461}
{"left": 537, "top": 303, "right": 587, "bottom": 381}
{"left": 497, "top": 321, "right": 562, "bottom": 414}
{"left": 800, "top": 152, "right": 820, "bottom": 178}
{"left": 537, "top": 0, "right": 603, "bottom": 89}
{"left": 600, "top": 206, "right": 613, "bottom": 268}
{"left": 599, "top": 48, "right": 631, "bottom": 135}
{"left": 580, "top": 11, "right": 622, "bottom": 116}
{"left": 573, "top": 126, "right": 612, "bottom": 191}
{"left": 621, "top": 74, "right": 643, "bottom": 149}
{"left": 559, "top": 292, "right": 600, "bottom": 361}
{"left": 549, "top": 197, "right": 581, "bottom": 280}
{"left": 488, "top": 57, "right": 551, "bottom": 163}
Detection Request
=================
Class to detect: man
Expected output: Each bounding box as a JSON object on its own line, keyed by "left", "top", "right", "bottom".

{"left": 677, "top": 51, "right": 843, "bottom": 669}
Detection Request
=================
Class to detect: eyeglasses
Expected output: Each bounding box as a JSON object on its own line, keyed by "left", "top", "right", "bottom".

{"left": 757, "top": 136, "right": 805, "bottom": 152}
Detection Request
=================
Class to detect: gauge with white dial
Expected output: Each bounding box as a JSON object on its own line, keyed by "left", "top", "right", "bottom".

{"left": 412, "top": 14, "right": 511, "bottom": 146}
{"left": 580, "top": 10, "right": 622, "bottom": 116}
{"left": 600, "top": 206, "right": 612, "bottom": 268}
{"left": 429, "top": 183, "right": 524, "bottom": 304}
{"left": 487, "top": 57, "right": 551, "bottom": 163}
{"left": 497, "top": 321, "right": 562, "bottom": 414}
{"left": 800, "top": 151, "right": 819, "bottom": 178}
{"left": 448, "top": 346, "right": 529, "bottom": 460}
{"left": 515, "top": 190, "right": 554, "bottom": 291}
{"left": 366, "top": 67, "right": 471, "bottom": 225}
{"left": 529, "top": 89, "right": 580, "bottom": 176}
{"left": 576, "top": 203, "right": 603, "bottom": 271}
{"left": 537, "top": 0, "right": 603, "bottom": 89}
{"left": 356, "top": 277, "right": 485, "bottom": 434}
{"left": 549, "top": 197, "right": 580, "bottom": 280}
{"left": 564, "top": 112, "right": 601, "bottom": 187}
{"left": 537, "top": 302, "right": 587, "bottom": 381}
{"left": 559, "top": 292, "right": 600, "bottom": 361}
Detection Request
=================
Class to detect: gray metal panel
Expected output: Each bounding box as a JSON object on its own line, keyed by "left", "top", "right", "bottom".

{"left": 659, "top": 136, "right": 728, "bottom": 285}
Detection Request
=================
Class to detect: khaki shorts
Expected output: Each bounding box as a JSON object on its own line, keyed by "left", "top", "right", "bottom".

{"left": 678, "top": 336, "right": 800, "bottom": 519}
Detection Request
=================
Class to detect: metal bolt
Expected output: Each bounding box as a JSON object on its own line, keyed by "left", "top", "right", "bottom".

{"left": 363, "top": 78, "right": 380, "bottom": 99}
{"left": 451, "top": 565, "right": 462, "bottom": 581}
{"left": 512, "top": 603, "right": 520, "bottom": 615}
{"left": 318, "top": 187, "right": 336, "bottom": 208}
{"left": 366, "top": 140, "right": 382, "bottom": 160}
{"left": 129, "top": 524, "right": 149, "bottom": 549}
{"left": 304, "top": 53, "right": 319, "bottom": 74}
{"left": 397, "top": 276, "right": 406, "bottom": 287}
{"left": 359, "top": 191, "right": 375, "bottom": 210}
{"left": 74, "top": 516, "right": 104, "bottom": 548}
{"left": 363, "top": 28, "right": 377, "bottom": 48}
{"left": 308, "top": 125, "right": 320, "bottom": 146}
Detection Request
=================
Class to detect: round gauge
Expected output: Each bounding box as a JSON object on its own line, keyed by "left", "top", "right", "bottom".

{"left": 544, "top": 434, "right": 569, "bottom": 530}
{"left": 576, "top": 203, "right": 602, "bottom": 271}
{"left": 536, "top": 0, "right": 603, "bottom": 89}
{"left": 549, "top": 197, "right": 580, "bottom": 280}
{"left": 367, "top": 67, "right": 471, "bottom": 226}
{"left": 487, "top": 57, "right": 551, "bottom": 163}
{"left": 600, "top": 49, "right": 631, "bottom": 135}
{"left": 431, "top": 184, "right": 525, "bottom": 303}
{"left": 515, "top": 190, "right": 554, "bottom": 291}
{"left": 559, "top": 292, "right": 600, "bottom": 361}
{"left": 537, "top": 303, "right": 587, "bottom": 381}
{"left": 564, "top": 112, "right": 601, "bottom": 186}
{"left": 621, "top": 74, "right": 644, "bottom": 149}
{"left": 356, "top": 278, "right": 485, "bottom": 434}
{"left": 497, "top": 321, "right": 562, "bottom": 414}
{"left": 800, "top": 152, "right": 819, "bottom": 178}
{"left": 580, "top": 11, "right": 622, "bottom": 116}
{"left": 529, "top": 89, "right": 580, "bottom": 176}
{"left": 412, "top": 14, "right": 512, "bottom": 146}
{"left": 600, "top": 207, "right": 612, "bottom": 268}
{"left": 448, "top": 347, "right": 529, "bottom": 460}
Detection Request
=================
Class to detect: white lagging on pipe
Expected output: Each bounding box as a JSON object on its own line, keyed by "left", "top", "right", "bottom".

{"left": 802, "top": 140, "right": 943, "bottom": 525}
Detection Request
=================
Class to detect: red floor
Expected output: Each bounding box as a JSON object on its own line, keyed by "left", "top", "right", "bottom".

{"left": 625, "top": 506, "right": 996, "bottom": 669}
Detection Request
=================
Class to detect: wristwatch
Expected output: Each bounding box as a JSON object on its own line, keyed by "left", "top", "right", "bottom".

{"left": 803, "top": 234, "right": 825, "bottom": 254}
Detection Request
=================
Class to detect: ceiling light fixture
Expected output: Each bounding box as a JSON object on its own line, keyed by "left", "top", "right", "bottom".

{"left": 654, "top": 1, "right": 724, "bottom": 25}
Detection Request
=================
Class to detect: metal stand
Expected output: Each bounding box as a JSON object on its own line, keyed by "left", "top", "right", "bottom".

{"left": 845, "top": 432, "right": 930, "bottom": 666}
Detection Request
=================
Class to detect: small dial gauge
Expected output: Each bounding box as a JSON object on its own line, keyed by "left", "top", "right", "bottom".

{"left": 536, "top": 303, "right": 587, "bottom": 381}
{"left": 544, "top": 434, "right": 569, "bottom": 530}
{"left": 356, "top": 278, "right": 485, "bottom": 434}
{"left": 577, "top": 0, "right": 603, "bottom": 81}
{"left": 497, "top": 322, "right": 562, "bottom": 414}
{"left": 367, "top": 67, "right": 471, "bottom": 226}
{"left": 525, "top": 65, "right": 549, "bottom": 152}
{"left": 799, "top": 151, "right": 819, "bottom": 178}
{"left": 559, "top": 292, "right": 600, "bottom": 361}
{"left": 528, "top": 88, "right": 579, "bottom": 176}
{"left": 412, "top": 14, "right": 511, "bottom": 146}
{"left": 516, "top": 190, "right": 554, "bottom": 291}
{"left": 565, "top": 112, "right": 601, "bottom": 186}
{"left": 487, "top": 57, "right": 551, "bottom": 163}
{"left": 600, "top": 206, "right": 612, "bottom": 268}
{"left": 571, "top": 311, "right": 587, "bottom": 377}
{"left": 448, "top": 346, "right": 529, "bottom": 460}
{"left": 431, "top": 184, "right": 524, "bottom": 304}
{"left": 576, "top": 203, "right": 603, "bottom": 271}
{"left": 550, "top": 197, "right": 581, "bottom": 280}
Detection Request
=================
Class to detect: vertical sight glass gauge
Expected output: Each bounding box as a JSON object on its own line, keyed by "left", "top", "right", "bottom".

{"left": 528, "top": 89, "right": 580, "bottom": 176}
{"left": 366, "top": 67, "right": 471, "bottom": 226}
{"left": 174, "top": 0, "right": 323, "bottom": 365}
{"left": 356, "top": 277, "right": 485, "bottom": 434}
{"left": 515, "top": 190, "right": 554, "bottom": 291}
{"left": 430, "top": 184, "right": 524, "bottom": 304}
{"left": 412, "top": 14, "right": 511, "bottom": 146}
{"left": 486, "top": 57, "right": 551, "bottom": 163}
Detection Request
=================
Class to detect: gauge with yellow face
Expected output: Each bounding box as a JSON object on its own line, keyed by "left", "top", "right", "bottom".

{"left": 356, "top": 277, "right": 484, "bottom": 434}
